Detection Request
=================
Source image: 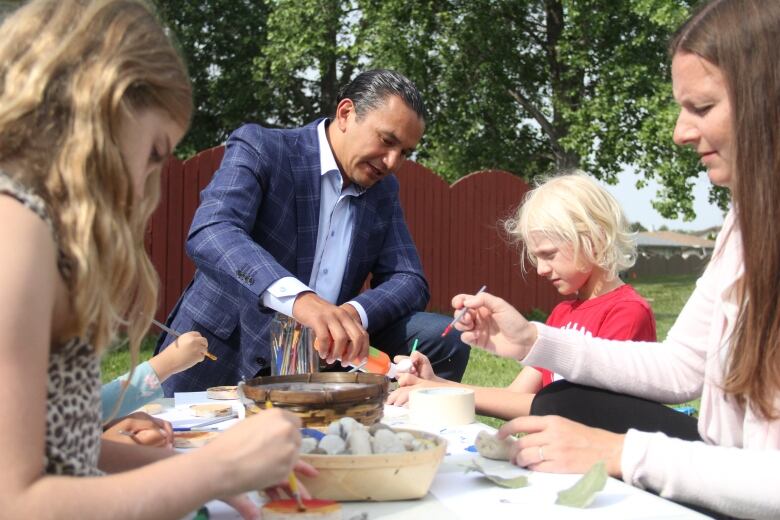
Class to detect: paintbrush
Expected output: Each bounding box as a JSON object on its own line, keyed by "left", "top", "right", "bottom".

{"left": 441, "top": 285, "right": 487, "bottom": 337}
{"left": 151, "top": 318, "right": 217, "bottom": 361}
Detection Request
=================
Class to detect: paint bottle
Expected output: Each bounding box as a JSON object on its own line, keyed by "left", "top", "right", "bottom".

{"left": 353, "top": 346, "right": 413, "bottom": 378}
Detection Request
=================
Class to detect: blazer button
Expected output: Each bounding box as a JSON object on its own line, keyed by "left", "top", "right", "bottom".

{"left": 255, "top": 356, "right": 267, "bottom": 367}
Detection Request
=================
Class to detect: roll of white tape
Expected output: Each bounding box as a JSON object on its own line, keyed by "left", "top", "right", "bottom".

{"left": 408, "top": 387, "right": 475, "bottom": 427}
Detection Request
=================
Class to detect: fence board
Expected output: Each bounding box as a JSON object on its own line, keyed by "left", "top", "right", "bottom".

{"left": 164, "top": 158, "right": 184, "bottom": 318}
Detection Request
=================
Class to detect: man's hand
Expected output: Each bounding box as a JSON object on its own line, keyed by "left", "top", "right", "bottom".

{"left": 292, "top": 292, "right": 369, "bottom": 365}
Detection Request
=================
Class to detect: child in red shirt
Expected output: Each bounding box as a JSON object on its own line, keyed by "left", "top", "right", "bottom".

{"left": 387, "top": 172, "right": 656, "bottom": 419}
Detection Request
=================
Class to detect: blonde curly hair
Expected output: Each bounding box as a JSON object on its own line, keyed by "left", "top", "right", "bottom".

{"left": 0, "top": 0, "right": 192, "bottom": 361}
{"left": 504, "top": 171, "right": 636, "bottom": 280}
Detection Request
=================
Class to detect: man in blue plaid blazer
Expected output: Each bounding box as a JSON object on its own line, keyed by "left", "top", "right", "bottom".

{"left": 156, "top": 70, "right": 470, "bottom": 394}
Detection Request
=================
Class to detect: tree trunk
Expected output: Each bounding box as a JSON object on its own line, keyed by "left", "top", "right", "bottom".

{"left": 545, "top": 0, "right": 582, "bottom": 170}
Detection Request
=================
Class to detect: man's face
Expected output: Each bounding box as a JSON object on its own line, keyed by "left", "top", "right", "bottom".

{"left": 332, "top": 95, "right": 425, "bottom": 189}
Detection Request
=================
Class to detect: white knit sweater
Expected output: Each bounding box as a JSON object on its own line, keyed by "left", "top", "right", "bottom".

{"left": 523, "top": 209, "right": 780, "bottom": 519}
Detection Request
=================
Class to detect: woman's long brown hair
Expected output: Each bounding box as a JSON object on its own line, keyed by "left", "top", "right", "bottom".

{"left": 670, "top": 0, "right": 780, "bottom": 419}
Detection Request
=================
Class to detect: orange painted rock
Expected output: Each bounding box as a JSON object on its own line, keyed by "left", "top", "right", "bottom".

{"left": 173, "top": 430, "right": 219, "bottom": 449}
{"left": 190, "top": 403, "right": 232, "bottom": 417}
{"left": 261, "top": 499, "right": 341, "bottom": 520}
{"left": 206, "top": 385, "right": 238, "bottom": 400}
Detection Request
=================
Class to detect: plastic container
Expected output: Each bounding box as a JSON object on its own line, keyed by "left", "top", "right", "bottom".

{"left": 353, "top": 346, "right": 413, "bottom": 378}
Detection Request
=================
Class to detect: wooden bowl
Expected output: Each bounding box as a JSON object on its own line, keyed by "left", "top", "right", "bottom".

{"left": 298, "top": 429, "right": 446, "bottom": 501}
{"left": 241, "top": 372, "right": 388, "bottom": 427}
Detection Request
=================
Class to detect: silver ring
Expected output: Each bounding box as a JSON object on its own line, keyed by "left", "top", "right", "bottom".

{"left": 538, "top": 445, "right": 545, "bottom": 462}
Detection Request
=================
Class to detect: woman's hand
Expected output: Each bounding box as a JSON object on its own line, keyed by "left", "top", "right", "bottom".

{"left": 102, "top": 412, "right": 173, "bottom": 448}
{"left": 452, "top": 291, "right": 538, "bottom": 361}
{"left": 498, "top": 415, "right": 624, "bottom": 477}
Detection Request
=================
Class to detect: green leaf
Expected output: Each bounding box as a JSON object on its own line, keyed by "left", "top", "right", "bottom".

{"left": 465, "top": 460, "right": 530, "bottom": 489}
{"left": 555, "top": 460, "right": 608, "bottom": 508}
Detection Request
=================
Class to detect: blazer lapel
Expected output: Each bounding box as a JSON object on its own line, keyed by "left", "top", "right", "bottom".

{"left": 288, "top": 121, "right": 323, "bottom": 282}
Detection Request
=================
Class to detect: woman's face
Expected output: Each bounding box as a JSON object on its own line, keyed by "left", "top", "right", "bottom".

{"left": 671, "top": 52, "right": 734, "bottom": 189}
{"left": 118, "top": 108, "right": 186, "bottom": 201}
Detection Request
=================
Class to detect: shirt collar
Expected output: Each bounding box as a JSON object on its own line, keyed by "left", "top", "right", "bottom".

{"left": 317, "top": 119, "right": 341, "bottom": 177}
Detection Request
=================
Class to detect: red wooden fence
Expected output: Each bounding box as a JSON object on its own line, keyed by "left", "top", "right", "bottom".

{"left": 146, "top": 147, "right": 563, "bottom": 323}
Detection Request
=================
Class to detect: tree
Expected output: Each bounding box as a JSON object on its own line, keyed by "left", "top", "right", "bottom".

{"left": 156, "top": 0, "right": 729, "bottom": 220}
{"left": 251, "top": 0, "right": 365, "bottom": 127}
{"left": 359, "top": 0, "right": 727, "bottom": 220}
{"left": 630, "top": 221, "right": 648, "bottom": 233}
{"left": 153, "top": 0, "right": 272, "bottom": 156}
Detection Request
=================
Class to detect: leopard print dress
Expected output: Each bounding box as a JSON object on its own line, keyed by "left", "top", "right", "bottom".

{"left": 0, "top": 172, "right": 103, "bottom": 476}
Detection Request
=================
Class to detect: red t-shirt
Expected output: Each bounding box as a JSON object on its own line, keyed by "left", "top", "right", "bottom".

{"left": 536, "top": 284, "right": 656, "bottom": 387}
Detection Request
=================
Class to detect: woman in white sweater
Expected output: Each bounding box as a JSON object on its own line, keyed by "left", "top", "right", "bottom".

{"left": 450, "top": 1, "right": 780, "bottom": 518}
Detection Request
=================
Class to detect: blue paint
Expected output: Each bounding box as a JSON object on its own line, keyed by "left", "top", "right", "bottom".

{"left": 674, "top": 405, "right": 697, "bottom": 416}
{"left": 301, "top": 428, "right": 325, "bottom": 440}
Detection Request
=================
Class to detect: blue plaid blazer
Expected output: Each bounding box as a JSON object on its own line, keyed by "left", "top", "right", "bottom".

{"left": 163, "top": 119, "right": 430, "bottom": 386}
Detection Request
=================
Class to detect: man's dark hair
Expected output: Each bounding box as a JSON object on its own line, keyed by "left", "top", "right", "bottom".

{"left": 336, "top": 69, "right": 426, "bottom": 122}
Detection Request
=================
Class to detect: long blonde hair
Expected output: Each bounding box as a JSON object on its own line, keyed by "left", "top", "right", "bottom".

{"left": 0, "top": 0, "right": 192, "bottom": 361}
{"left": 670, "top": 0, "right": 780, "bottom": 420}
{"left": 504, "top": 171, "right": 637, "bottom": 280}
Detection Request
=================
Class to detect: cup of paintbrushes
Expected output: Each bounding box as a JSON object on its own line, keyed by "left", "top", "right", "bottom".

{"left": 269, "top": 313, "right": 319, "bottom": 376}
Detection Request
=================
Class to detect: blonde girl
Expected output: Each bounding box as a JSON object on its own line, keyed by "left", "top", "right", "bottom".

{"left": 388, "top": 172, "right": 657, "bottom": 420}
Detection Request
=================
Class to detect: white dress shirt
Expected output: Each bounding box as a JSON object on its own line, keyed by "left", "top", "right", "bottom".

{"left": 260, "top": 120, "right": 369, "bottom": 326}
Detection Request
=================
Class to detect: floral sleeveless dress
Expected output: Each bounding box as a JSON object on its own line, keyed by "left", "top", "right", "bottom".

{"left": 0, "top": 172, "right": 103, "bottom": 476}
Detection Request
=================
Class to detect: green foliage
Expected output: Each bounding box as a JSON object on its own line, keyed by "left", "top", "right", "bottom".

{"left": 155, "top": 0, "right": 725, "bottom": 228}
{"left": 630, "top": 221, "right": 648, "bottom": 232}
{"left": 360, "top": 0, "right": 720, "bottom": 219}
{"left": 253, "top": 0, "right": 363, "bottom": 126}
{"left": 153, "top": 0, "right": 272, "bottom": 156}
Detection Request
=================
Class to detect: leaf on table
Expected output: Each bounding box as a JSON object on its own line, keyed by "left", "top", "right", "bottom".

{"left": 555, "top": 460, "right": 607, "bottom": 508}
{"left": 464, "top": 459, "right": 529, "bottom": 489}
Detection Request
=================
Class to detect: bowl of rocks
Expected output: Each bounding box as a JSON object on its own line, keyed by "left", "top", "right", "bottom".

{"left": 297, "top": 417, "right": 446, "bottom": 501}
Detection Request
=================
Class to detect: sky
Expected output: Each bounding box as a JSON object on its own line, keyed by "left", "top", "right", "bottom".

{"left": 598, "top": 168, "right": 726, "bottom": 232}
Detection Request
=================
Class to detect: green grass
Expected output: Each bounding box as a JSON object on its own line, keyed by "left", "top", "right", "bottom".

{"left": 101, "top": 335, "right": 158, "bottom": 383}
{"left": 462, "top": 349, "right": 524, "bottom": 429}
{"left": 630, "top": 274, "right": 699, "bottom": 340}
{"left": 100, "top": 274, "right": 699, "bottom": 422}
